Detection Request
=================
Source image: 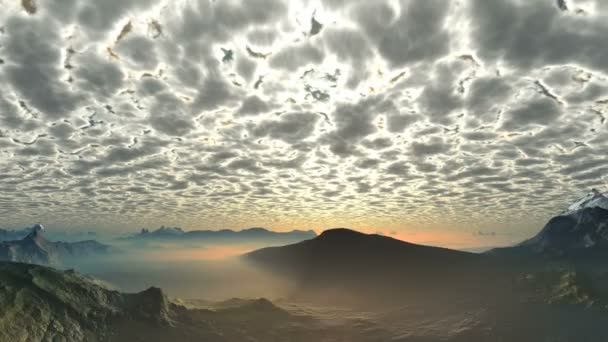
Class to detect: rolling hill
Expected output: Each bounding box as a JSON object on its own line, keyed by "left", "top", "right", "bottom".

{"left": 245, "top": 228, "right": 499, "bottom": 307}
{"left": 0, "top": 262, "right": 403, "bottom": 342}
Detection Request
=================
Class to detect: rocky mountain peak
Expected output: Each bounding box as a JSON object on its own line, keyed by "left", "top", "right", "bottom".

{"left": 564, "top": 189, "right": 608, "bottom": 214}
{"left": 514, "top": 191, "right": 608, "bottom": 255}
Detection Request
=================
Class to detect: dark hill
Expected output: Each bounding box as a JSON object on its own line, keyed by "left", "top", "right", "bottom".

{"left": 0, "top": 262, "right": 391, "bottom": 342}
{"left": 245, "top": 229, "right": 497, "bottom": 307}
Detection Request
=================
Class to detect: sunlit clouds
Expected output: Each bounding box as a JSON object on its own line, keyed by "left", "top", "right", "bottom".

{"left": 1, "top": 0, "right": 608, "bottom": 247}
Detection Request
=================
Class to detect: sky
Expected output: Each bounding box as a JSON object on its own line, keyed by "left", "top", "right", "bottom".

{"left": 0, "top": 0, "right": 607, "bottom": 249}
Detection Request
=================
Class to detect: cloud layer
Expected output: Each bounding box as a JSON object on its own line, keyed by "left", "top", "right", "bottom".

{"left": 0, "top": 0, "right": 607, "bottom": 245}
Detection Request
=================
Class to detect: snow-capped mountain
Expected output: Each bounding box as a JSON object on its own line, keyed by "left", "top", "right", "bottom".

{"left": 0, "top": 226, "right": 113, "bottom": 265}
{"left": 0, "top": 224, "right": 42, "bottom": 241}
{"left": 564, "top": 189, "right": 608, "bottom": 214}
{"left": 503, "top": 189, "right": 608, "bottom": 255}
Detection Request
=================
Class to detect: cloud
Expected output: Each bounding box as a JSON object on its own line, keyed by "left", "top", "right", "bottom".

{"left": 473, "top": 231, "right": 496, "bottom": 237}
{"left": 501, "top": 98, "right": 563, "bottom": 131}
{"left": 236, "top": 96, "right": 271, "bottom": 117}
{"left": 465, "top": 76, "right": 514, "bottom": 124}
{"left": 148, "top": 93, "right": 194, "bottom": 136}
{"left": 76, "top": 0, "right": 156, "bottom": 38}
{"left": 73, "top": 51, "right": 125, "bottom": 99}
{"left": 321, "top": 97, "right": 395, "bottom": 157}
{"left": 355, "top": 0, "right": 451, "bottom": 68}
{"left": 251, "top": 112, "right": 319, "bottom": 143}
{"left": 191, "top": 77, "right": 239, "bottom": 112}
{"left": 0, "top": 0, "right": 606, "bottom": 240}
{"left": 410, "top": 137, "right": 452, "bottom": 158}
{"left": 386, "top": 113, "right": 420, "bottom": 133}
{"left": 114, "top": 35, "right": 159, "bottom": 70}
{"left": 470, "top": 0, "right": 608, "bottom": 73}
{"left": 269, "top": 43, "right": 325, "bottom": 71}
{"left": 323, "top": 28, "right": 373, "bottom": 87}
{"left": 3, "top": 16, "right": 83, "bottom": 118}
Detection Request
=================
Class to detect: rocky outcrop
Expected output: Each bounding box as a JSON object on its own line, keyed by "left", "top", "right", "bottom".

{"left": 0, "top": 229, "right": 112, "bottom": 266}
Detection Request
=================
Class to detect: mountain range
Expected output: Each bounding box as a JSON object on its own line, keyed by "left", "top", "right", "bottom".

{"left": 240, "top": 190, "right": 608, "bottom": 340}
{"left": 0, "top": 225, "right": 37, "bottom": 241}
{"left": 3, "top": 190, "right": 608, "bottom": 341}
{"left": 127, "top": 226, "right": 317, "bottom": 245}
{"left": 248, "top": 227, "right": 495, "bottom": 302}
{"left": 491, "top": 189, "right": 608, "bottom": 258}
{"left": 0, "top": 224, "right": 99, "bottom": 242}
{"left": 245, "top": 190, "right": 608, "bottom": 306}
{"left": 0, "top": 226, "right": 112, "bottom": 266}
{"left": 0, "top": 261, "right": 402, "bottom": 342}
{"left": 248, "top": 189, "right": 608, "bottom": 262}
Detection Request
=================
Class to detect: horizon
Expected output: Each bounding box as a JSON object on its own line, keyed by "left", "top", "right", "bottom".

{"left": 1, "top": 1, "right": 608, "bottom": 340}
{"left": 1, "top": 222, "right": 509, "bottom": 253}
{"left": 2, "top": 0, "right": 608, "bottom": 250}
{"left": 3, "top": 186, "right": 608, "bottom": 249}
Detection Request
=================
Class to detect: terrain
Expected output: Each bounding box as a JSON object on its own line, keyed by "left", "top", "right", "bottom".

{"left": 0, "top": 261, "right": 404, "bottom": 342}
{"left": 492, "top": 190, "right": 608, "bottom": 259}
{"left": 243, "top": 190, "right": 608, "bottom": 341}
{"left": 246, "top": 228, "right": 496, "bottom": 307}
{"left": 126, "top": 226, "right": 316, "bottom": 246}
{"left": 3, "top": 191, "right": 608, "bottom": 341}
{"left": 0, "top": 226, "right": 35, "bottom": 242}
{"left": 0, "top": 226, "right": 112, "bottom": 266}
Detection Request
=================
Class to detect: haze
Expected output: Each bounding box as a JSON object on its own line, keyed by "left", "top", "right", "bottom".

{"left": 1, "top": 0, "right": 608, "bottom": 248}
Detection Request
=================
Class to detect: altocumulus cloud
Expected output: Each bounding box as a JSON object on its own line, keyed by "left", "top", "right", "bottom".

{"left": 0, "top": 0, "right": 607, "bottom": 239}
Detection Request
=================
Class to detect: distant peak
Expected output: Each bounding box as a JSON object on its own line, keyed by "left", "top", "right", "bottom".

{"left": 318, "top": 228, "right": 366, "bottom": 238}
{"left": 515, "top": 189, "right": 608, "bottom": 253}
{"left": 565, "top": 189, "right": 608, "bottom": 214}
{"left": 24, "top": 227, "right": 46, "bottom": 241}
{"left": 20, "top": 224, "right": 46, "bottom": 241}
{"left": 140, "top": 286, "right": 165, "bottom": 297}
{"left": 155, "top": 226, "right": 184, "bottom": 234}
{"left": 243, "top": 227, "right": 269, "bottom": 232}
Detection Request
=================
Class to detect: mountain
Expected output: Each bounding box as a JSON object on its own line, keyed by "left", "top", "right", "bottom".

{"left": 242, "top": 216, "right": 608, "bottom": 340}
{"left": 491, "top": 189, "right": 608, "bottom": 257}
{"left": 244, "top": 228, "right": 497, "bottom": 307}
{"left": 0, "top": 228, "right": 112, "bottom": 266}
{"left": 244, "top": 192, "right": 608, "bottom": 304}
{"left": 0, "top": 261, "right": 173, "bottom": 341}
{"left": 128, "top": 226, "right": 317, "bottom": 245}
{"left": 0, "top": 224, "right": 99, "bottom": 242}
{"left": 563, "top": 188, "right": 608, "bottom": 214}
{"left": 0, "top": 224, "right": 38, "bottom": 241}
{"left": 0, "top": 262, "right": 397, "bottom": 342}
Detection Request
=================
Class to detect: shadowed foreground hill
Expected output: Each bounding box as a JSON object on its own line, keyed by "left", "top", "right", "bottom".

{"left": 244, "top": 228, "right": 608, "bottom": 341}
{"left": 0, "top": 262, "right": 401, "bottom": 342}
{"left": 0, "top": 262, "right": 175, "bottom": 341}
{"left": 245, "top": 229, "right": 500, "bottom": 306}
{"left": 248, "top": 192, "right": 608, "bottom": 307}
